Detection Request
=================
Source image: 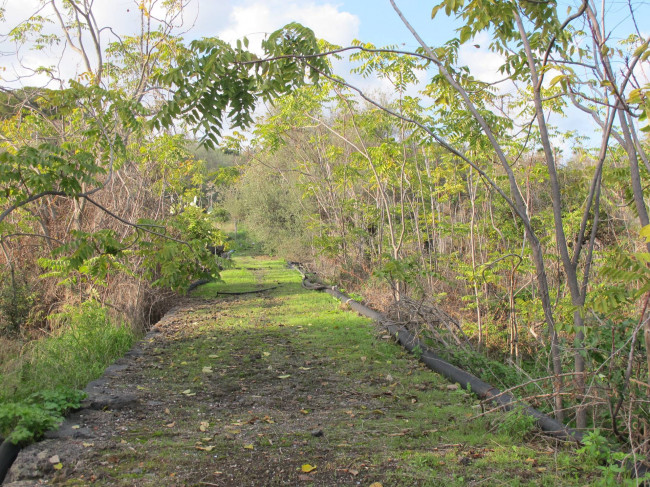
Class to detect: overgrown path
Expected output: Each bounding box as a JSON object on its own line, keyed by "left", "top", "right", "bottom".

{"left": 7, "top": 257, "right": 594, "bottom": 486}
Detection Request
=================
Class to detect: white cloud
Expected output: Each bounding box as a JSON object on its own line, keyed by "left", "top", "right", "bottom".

{"left": 457, "top": 32, "right": 505, "bottom": 85}
{"left": 217, "top": 0, "right": 359, "bottom": 47}
{"left": 1, "top": 0, "right": 359, "bottom": 84}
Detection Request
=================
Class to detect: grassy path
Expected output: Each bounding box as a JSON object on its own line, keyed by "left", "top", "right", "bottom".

{"left": 7, "top": 257, "right": 596, "bottom": 486}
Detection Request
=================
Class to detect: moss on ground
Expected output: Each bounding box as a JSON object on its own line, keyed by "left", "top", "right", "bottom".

{"left": 42, "top": 256, "right": 599, "bottom": 486}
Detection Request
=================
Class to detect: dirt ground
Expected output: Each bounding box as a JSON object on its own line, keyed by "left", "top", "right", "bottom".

{"left": 4, "top": 258, "right": 596, "bottom": 486}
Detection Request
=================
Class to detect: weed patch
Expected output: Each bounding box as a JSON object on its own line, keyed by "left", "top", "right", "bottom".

{"left": 1, "top": 300, "right": 137, "bottom": 403}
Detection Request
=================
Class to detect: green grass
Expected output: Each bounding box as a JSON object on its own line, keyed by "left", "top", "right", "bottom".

{"left": 0, "top": 300, "right": 137, "bottom": 403}
{"left": 180, "top": 257, "right": 599, "bottom": 485}
{"left": 38, "top": 256, "right": 606, "bottom": 485}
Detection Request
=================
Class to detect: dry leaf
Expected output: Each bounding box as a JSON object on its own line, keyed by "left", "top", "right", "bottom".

{"left": 301, "top": 464, "right": 317, "bottom": 473}
{"left": 195, "top": 445, "right": 215, "bottom": 452}
{"left": 446, "top": 384, "right": 459, "bottom": 391}
{"left": 243, "top": 444, "right": 254, "bottom": 450}
{"left": 199, "top": 421, "right": 209, "bottom": 432}
{"left": 277, "top": 374, "right": 291, "bottom": 379}
{"left": 300, "top": 409, "right": 309, "bottom": 415}
{"left": 202, "top": 366, "right": 213, "bottom": 374}
{"left": 82, "top": 442, "right": 94, "bottom": 448}
{"left": 53, "top": 463, "right": 63, "bottom": 471}
{"left": 369, "top": 483, "right": 383, "bottom": 487}
{"left": 166, "top": 422, "right": 175, "bottom": 428}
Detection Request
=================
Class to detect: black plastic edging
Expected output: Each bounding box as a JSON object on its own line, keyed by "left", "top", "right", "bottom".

{"left": 319, "top": 284, "right": 583, "bottom": 443}
{"left": 0, "top": 440, "right": 21, "bottom": 484}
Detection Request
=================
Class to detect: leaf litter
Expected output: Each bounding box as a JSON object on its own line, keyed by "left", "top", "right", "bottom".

{"left": 5, "top": 257, "right": 601, "bottom": 486}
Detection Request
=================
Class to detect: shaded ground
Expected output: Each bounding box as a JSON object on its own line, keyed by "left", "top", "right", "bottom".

{"left": 6, "top": 257, "right": 598, "bottom": 486}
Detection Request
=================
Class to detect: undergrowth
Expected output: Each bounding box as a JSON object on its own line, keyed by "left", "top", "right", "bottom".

{"left": 0, "top": 388, "right": 86, "bottom": 445}
{"left": 0, "top": 300, "right": 137, "bottom": 403}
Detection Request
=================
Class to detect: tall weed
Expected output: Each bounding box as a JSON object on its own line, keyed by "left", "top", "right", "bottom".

{"left": 0, "top": 300, "right": 136, "bottom": 402}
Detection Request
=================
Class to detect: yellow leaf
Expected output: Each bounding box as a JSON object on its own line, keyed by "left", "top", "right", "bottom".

{"left": 277, "top": 374, "right": 291, "bottom": 379}
{"left": 82, "top": 442, "right": 94, "bottom": 448}
{"left": 301, "top": 464, "right": 317, "bottom": 472}
{"left": 243, "top": 444, "right": 254, "bottom": 450}
{"left": 641, "top": 224, "right": 650, "bottom": 242}
{"left": 53, "top": 463, "right": 63, "bottom": 470}
{"left": 202, "top": 366, "right": 213, "bottom": 373}
{"left": 369, "top": 483, "right": 383, "bottom": 487}
{"left": 300, "top": 409, "right": 309, "bottom": 414}
{"left": 196, "top": 445, "right": 215, "bottom": 452}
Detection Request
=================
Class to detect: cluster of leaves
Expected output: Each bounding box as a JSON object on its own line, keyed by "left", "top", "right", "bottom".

{"left": 0, "top": 83, "right": 142, "bottom": 216}
{"left": 591, "top": 229, "right": 650, "bottom": 314}
{"left": 38, "top": 229, "right": 130, "bottom": 288}
{"left": 578, "top": 430, "right": 650, "bottom": 486}
{"left": 0, "top": 388, "right": 85, "bottom": 445}
{"left": 36, "top": 208, "right": 228, "bottom": 294}
{"left": 154, "top": 23, "right": 329, "bottom": 148}
{"left": 139, "top": 207, "right": 230, "bottom": 292}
